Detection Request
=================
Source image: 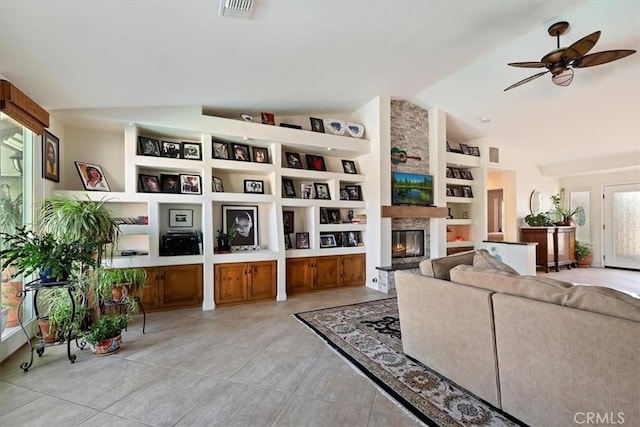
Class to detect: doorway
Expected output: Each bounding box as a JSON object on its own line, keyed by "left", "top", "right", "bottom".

{"left": 603, "top": 183, "right": 640, "bottom": 270}
{"left": 487, "top": 189, "right": 503, "bottom": 241}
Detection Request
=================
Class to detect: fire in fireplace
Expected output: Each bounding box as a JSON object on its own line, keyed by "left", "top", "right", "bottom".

{"left": 392, "top": 229, "right": 425, "bottom": 258}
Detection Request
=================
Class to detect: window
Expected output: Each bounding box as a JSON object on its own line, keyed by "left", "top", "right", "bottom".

{"left": 570, "top": 190, "right": 590, "bottom": 243}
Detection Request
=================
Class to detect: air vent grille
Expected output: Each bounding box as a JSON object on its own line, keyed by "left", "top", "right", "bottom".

{"left": 489, "top": 147, "right": 499, "bottom": 163}
{"left": 218, "top": 0, "right": 255, "bottom": 19}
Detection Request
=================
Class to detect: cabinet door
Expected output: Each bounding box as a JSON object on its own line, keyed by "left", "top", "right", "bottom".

{"left": 133, "top": 267, "right": 160, "bottom": 311}
{"left": 341, "top": 254, "right": 365, "bottom": 286}
{"left": 159, "top": 264, "right": 203, "bottom": 309}
{"left": 286, "top": 258, "right": 315, "bottom": 294}
{"left": 215, "top": 262, "right": 247, "bottom": 305}
{"left": 247, "top": 261, "right": 277, "bottom": 301}
{"left": 315, "top": 256, "right": 341, "bottom": 289}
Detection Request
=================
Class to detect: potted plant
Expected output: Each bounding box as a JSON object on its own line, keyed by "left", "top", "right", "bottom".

{"left": 575, "top": 241, "right": 593, "bottom": 268}
{"left": 548, "top": 194, "right": 586, "bottom": 226}
{"left": 79, "top": 312, "right": 128, "bottom": 356}
{"left": 1, "top": 192, "right": 23, "bottom": 329}
{"left": 95, "top": 267, "right": 147, "bottom": 312}
{"left": 216, "top": 228, "right": 237, "bottom": 253}
{"left": 524, "top": 212, "right": 553, "bottom": 227}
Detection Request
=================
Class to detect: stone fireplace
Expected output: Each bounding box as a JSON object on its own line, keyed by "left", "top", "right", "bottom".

{"left": 392, "top": 229, "right": 425, "bottom": 259}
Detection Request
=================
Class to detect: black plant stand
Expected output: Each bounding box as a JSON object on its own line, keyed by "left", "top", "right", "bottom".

{"left": 17, "top": 279, "right": 79, "bottom": 372}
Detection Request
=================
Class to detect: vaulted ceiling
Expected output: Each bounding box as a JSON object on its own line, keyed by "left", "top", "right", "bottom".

{"left": 1, "top": 1, "right": 638, "bottom": 174}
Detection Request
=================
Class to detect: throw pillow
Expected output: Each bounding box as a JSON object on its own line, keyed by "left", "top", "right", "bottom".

{"left": 419, "top": 250, "right": 475, "bottom": 281}
{"left": 473, "top": 249, "right": 520, "bottom": 275}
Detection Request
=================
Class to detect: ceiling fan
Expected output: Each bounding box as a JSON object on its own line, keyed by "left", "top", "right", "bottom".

{"left": 504, "top": 21, "right": 636, "bottom": 91}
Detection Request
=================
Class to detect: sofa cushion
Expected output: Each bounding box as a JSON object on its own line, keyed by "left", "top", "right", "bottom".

{"left": 563, "top": 285, "right": 640, "bottom": 322}
{"left": 450, "top": 265, "right": 573, "bottom": 304}
{"left": 419, "top": 250, "right": 475, "bottom": 280}
{"left": 473, "top": 249, "right": 520, "bottom": 275}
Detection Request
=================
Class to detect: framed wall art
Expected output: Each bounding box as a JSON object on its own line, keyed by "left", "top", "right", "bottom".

{"left": 252, "top": 147, "right": 270, "bottom": 163}
{"left": 76, "top": 161, "right": 110, "bottom": 191}
{"left": 213, "top": 176, "right": 224, "bottom": 192}
{"left": 231, "top": 143, "right": 250, "bottom": 161}
{"left": 306, "top": 154, "right": 326, "bottom": 171}
{"left": 160, "top": 174, "right": 180, "bottom": 193}
{"left": 244, "top": 179, "right": 264, "bottom": 194}
{"left": 182, "top": 142, "right": 202, "bottom": 160}
{"left": 282, "top": 178, "right": 296, "bottom": 198}
{"left": 139, "top": 174, "right": 161, "bottom": 193}
{"left": 169, "top": 209, "right": 193, "bottom": 228}
{"left": 42, "top": 130, "right": 60, "bottom": 182}
{"left": 320, "top": 234, "right": 337, "bottom": 248}
{"left": 212, "top": 141, "right": 229, "bottom": 159}
{"left": 341, "top": 159, "right": 357, "bottom": 174}
{"left": 180, "top": 174, "right": 202, "bottom": 194}
{"left": 314, "top": 182, "right": 331, "bottom": 200}
{"left": 222, "top": 205, "right": 258, "bottom": 249}
{"left": 283, "top": 210, "right": 294, "bottom": 233}
{"left": 138, "top": 136, "right": 160, "bottom": 156}
{"left": 161, "top": 141, "right": 181, "bottom": 158}
{"left": 296, "top": 232, "right": 310, "bottom": 249}
{"left": 285, "top": 152, "right": 303, "bottom": 169}
{"left": 310, "top": 117, "right": 324, "bottom": 133}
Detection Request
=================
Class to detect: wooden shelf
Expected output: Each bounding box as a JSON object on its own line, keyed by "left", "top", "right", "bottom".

{"left": 381, "top": 205, "right": 448, "bottom": 218}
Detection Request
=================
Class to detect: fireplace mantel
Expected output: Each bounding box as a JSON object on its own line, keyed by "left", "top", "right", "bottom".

{"left": 381, "top": 205, "right": 448, "bottom": 218}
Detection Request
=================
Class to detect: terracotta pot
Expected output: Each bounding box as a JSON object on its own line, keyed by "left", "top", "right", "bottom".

{"left": 2, "top": 280, "right": 23, "bottom": 328}
{"left": 37, "top": 318, "right": 58, "bottom": 343}
{"left": 92, "top": 334, "right": 122, "bottom": 356}
{"left": 577, "top": 254, "right": 593, "bottom": 268}
{"left": 111, "top": 286, "right": 123, "bottom": 302}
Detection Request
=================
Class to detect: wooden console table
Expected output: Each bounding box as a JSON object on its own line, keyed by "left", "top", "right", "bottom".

{"left": 520, "top": 226, "right": 576, "bottom": 273}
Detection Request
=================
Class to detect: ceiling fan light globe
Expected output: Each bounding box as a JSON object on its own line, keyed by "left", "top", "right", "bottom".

{"left": 552, "top": 68, "right": 574, "bottom": 87}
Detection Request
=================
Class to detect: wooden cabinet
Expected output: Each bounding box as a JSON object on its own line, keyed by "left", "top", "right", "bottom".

{"left": 135, "top": 264, "right": 203, "bottom": 311}
{"left": 214, "top": 260, "right": 276, "bottom": 306}
{"left": 521, "top": 227, "right": 576, "bottom": 272}
{"left": 286, "top": 254, "right": 365, "bottom": 295}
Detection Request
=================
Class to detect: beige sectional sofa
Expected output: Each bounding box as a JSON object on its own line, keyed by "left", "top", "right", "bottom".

{"left": 396, "top": 250, "right": 640, "bottom": 427}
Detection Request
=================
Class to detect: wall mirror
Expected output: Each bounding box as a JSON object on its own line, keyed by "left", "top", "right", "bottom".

{"left": 530, "top": 190, "right": 543, "bottom": 215}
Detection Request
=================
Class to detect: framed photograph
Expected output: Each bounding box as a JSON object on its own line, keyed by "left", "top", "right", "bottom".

{"left": 261, "top": 112, "right": 275, "bottom": 125}
{"left": 469, "top": 146, "right": 481, "bottom": 156}
{"left": 75, "top": 161, "right": 111, "bottom": 191}
{"left": 138, "top": 136, "right": 160, "bottom": 156}
{"left": 301, "top": 182, "right": 314, "bottom": 199}
{"left": 284, "top": 233, "right": 292, "bottom": 250}
{"left": 345, "top": 231, "right": 359, "bottom": 247}
{"left": 452, "top": 186, "right": 463, "bottom": 197}
{"left": 180, "top": 174, "right": 202, "bottom": 194}
{"left": 182, "top": 142, "right": 202, "bottom": 160}
{"left": 282, "top": 178, "right": 296, "bottom": 198}
{"left": 334, "top": 232, "right": 343, "bottom": 247}
{"left": 306, "top": 154, "right": 327, "bottom": 171}
{"left": 285, "top": 152, "right": 303, "bottom": 169}
{"left": 160, "top": 174, "right": 180, "bottom": 193}
{"left": 310, "top": 117, "right": 325, "bottom": 133}
{"left": 241, "top": 114, "right": 253, "bottom": 122}
{"left": 213, "top": 141, "right": 229, "bottom": 159}
{"left": 341, "top": 159, "right": 357, "bottom": 174}
{"left": 452, "top": 168, "right": 462, "bottom": 179}
{"left": 223, "top": 205, "right": 259, "bottom": 249}
{"left": 244, "top": 179, "right": 264, "bottom": 194}
{"left": 320, "top": 208, "right": 329, "bottom": 224}
{"left": 231, "top": 143, "right": 251, "bottom": 161}
{"left": 314, "top": 182, "right": 331, "bottom": 200}
{"left": 344, "top": 185, "right": 362, "bottom": 201}
{"left": 340, "top": 189, "right": 349, "bottom": 200}
{"left": 446, "top": 167, "right": 453, "bottom": 178}
{"left": 252, "top": 147, "right": 270, "bottom": 163}
{"left": 161, "top": 141, "right": 181, "bottom": 158}
{"left": 461, "top": 169, "right": 473, "bottom": 180}
{"left": 42, "top": 130, "right": 60, "bottom": 182}
{"left": 213, "top": 176, "right": 224, "bottom": 192}
{"left": 446, "top": 186, "right": 453, "bottom": 197}
{"left": 446, "top": 140, "right": 452, "bottom": 152}
{"left": 327, "top": 208, "right": 341, "bottom": 224}
{"left": 139, "top": 174, "right": 161, "bottom": 193}
{"left": 463, "top": 186, "right": 474, "bottom": 198}
{"left": 283, "top": 210, "right": 294, "bottom": 233}
{"left": 169, "top": 209, "right": 193, "bottom": 228}
{"left": 320, "top": 234, "right": 337, "bottom": 248}
{"left": 296, "top": 232, "right": 310, "bottom": 249}
{"left": 280, "top": 123, "right": 302, "bottom": 129}
{"left": 460, "top": 143, "right": 470, "bottom": 155}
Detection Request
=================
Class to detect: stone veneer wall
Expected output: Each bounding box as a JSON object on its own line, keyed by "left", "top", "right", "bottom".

{"left": 390, "top": 100, "right": 431, "bottom": 265}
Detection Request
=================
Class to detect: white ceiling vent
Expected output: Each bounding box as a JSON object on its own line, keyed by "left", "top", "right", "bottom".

{"left": 218, "top": 0, "right": 255, "bottom": 19}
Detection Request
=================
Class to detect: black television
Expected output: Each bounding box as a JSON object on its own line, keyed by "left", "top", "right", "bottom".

{"left": 391, "top": 171, "right": 434, "bottom": 206}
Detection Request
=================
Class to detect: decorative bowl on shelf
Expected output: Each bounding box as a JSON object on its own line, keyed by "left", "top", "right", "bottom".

{"left": 324, "top": 119, "right": 346, "bottom": 135}
{"left": 345, "top": 122, "right": 365, "bottom": 138}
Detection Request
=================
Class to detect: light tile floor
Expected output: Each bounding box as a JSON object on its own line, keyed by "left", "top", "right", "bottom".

{"left": 1, "top": 267, "right": 637, "bottom": 426}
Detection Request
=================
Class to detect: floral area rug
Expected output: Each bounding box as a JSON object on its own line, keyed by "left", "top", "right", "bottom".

{"left": 294, "top": 298, "right": 524, "bottom": 427}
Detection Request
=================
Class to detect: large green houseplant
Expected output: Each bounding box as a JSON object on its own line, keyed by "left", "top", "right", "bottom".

{"left": 96, "top": 267, "right": 147, "bottom": 313}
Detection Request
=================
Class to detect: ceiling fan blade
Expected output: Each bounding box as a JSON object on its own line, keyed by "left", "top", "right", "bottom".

{"left": 562, "top": 31, "right": 601, "bottom": 60}
{"left": 573, "top": 49, "right": 636, "bottom": 68}
{"left": 508, "top": 61, "right": 549, "bottom": 68}
{"left": 503, "top": 71, "right": 549, "bottom": 92}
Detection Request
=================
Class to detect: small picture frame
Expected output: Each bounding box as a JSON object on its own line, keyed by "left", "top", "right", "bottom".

{"left": 310, "top": 117, "right": 325, "bottom": 133}
{"left": 252, "top": 147, "right": 270, "bottom": 163}
{"left": 340, "top": 189, "right": 349, "bottom": 200}
{"left": 138, "top": 136, "right": 160, "bottom": 156}
{"left": 280, "top": 123, "right": 302, "bottom": 129}
{"left": 241, "top": 114, "right": 253, "bottom": 122}
{"left": 180, "top": 174, "right": 202, "bottom": 194}
{"left": 446, "top": 140, "right": 452, "bottom": 152}
{"left": 244, "top": 179, "right": 265, "bottom": 194}
{"left": 43, "top": 130, "right": 60, "bottom": 182}
{"left": 161, "top": 141, "right": 181, "bottom": 158}
{"left": 282, "top": 178, "right": 297, "bottom": 198}
{"left": 446, "top": 167, "right": 453, "bottom": 178}
{"left": 463, "top": 186, "right": 474, "bottom": 198}
{"left": 169, "top": 209, "right": 193, "bottom": 228}
{"left": 296, "top": 232, "right": 310, "bottom": 249}
{"left": 75, "top": 162, "right": 111, "bottom": 191}
{"left": 345, "top": 231, "right": 359, "bottom": 247}
{"left": 453, "top": 186, "right": 463, "bottom": 197}
{"left": 223, "top": 205, "right": 259, "bottom": 248}
{"left": 327, "top": 209, "right": 341, "bottom": 224}
{"left": 306, "top": 154, "right": 327, "bottom": 171}
{"left": 314, "top": 182, "right": 331, "bottom": 200}
{"left": 469, "top": 146, "right": 481, "bottom": 156}
{"left": 213, "top": 176, "right": 224, "bottom": 192}
{"left": 261, "top": 112, "right": 275, "bottom": 125}
{"left": 213, "top": 141, "right": 230, "bottom": 159}
{"left": 284, "top": 233, "right": 292, "bottom": 250}
{"left": 139, "top": 174, "right": 161, "bottom": 193}
{"left": 446, "top": 186, "right": 453, "bottom": 197}
{"left": 231, "top": 143, "right": 251, "bottom": 161}
{"left": 301, "top": 183, "right": 314, "bottom": 199}
{"left": 285, "top": 152, "right": 303, "bottom": 169}
{"left": 334, "top": 232, "right": 343, "bottom": 247}
{"left": 320, "top": 233, "right": 337, "bottom": 248}
{"left": 452, "top": 168, "right": 462, "bottom": 179}
{"left": 320, "top": 208, "right": 329, "bottom": 224}
{"left": 460, "top": 143, "right": 470, "bottom": 155}
{"left": 182, "top": 142, "right": 202, "bottom": 160}
{"left": 160, "top": 174, "right": 180, "bottom": 193}
{"left": 283, "top": 210, "right": 294, "bottom": 233}
{"left": 461, "top": 170, "right": 473, "bottom": 180}
{"left": 344, "top": 185, "right": 362, "bottom": 201}
{"left": 341, "top": 159, "right": 357, "bottom": 174}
